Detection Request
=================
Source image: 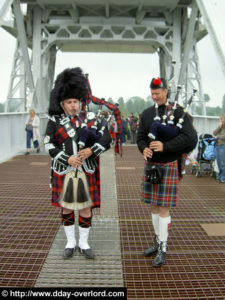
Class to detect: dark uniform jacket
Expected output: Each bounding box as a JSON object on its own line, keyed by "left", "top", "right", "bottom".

{"left": 44, "top": 112, "right": 111, "bottom": 208}
{"left": 44, "top": 113, "right": 111, "bottom": 171}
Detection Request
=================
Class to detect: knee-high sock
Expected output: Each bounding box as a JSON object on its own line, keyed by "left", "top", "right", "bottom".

{"left": 62, "top": 211, "right": 76, "bottom": 249}
{"left": 152, "top": 213, "right": 160, "bottom": 236}
{"left": 79, "top": 215, "right": 92, "bottom": 249}
{"left": 79, "top": 214, "right": 92, "bottom": 228}
{"left": 159, "top": 216, "right": 171, "bottom": 251}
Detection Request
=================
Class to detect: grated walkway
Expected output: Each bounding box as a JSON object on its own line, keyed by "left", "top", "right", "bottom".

{"left": 0, "top": 146, "right": 225, "bottom": 299}
{"left": 115, "top": 146, "right": 225, "bottom": 299}
{"left": 35, "top": 149, "right": 123, "bottom": 287}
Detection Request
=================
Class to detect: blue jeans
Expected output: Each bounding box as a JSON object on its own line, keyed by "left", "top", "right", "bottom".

{"left": 26, "top": 130, "right": 39, "bottom": 149}
{"left": 215, "top": 144, "right": 225, "bottom": 181}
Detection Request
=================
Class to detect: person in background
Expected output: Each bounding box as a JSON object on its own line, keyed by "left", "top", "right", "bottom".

{"left": 213, "top": 114, "right": 225, "bottom": 183}
{"left": 129, "top": 113, "right": 138, "bottom": 144}
{"left": 100, "top": 111, "right": 109, "bottom": 126}
{"left": 126, "top": 117, "right": 131, "bottom": 141}
{"left": 25, "top": 109, "right": 40, "bottom": 155}
{"left": 121, "top": 115, "right": 128, "bottom": 145}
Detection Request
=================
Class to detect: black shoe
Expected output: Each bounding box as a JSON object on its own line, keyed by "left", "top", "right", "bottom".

{"left": 25, "top": 152, "right": 30, "bottom": 155}
{"left": 63, "top": 247, "right": 75, "bottom": 259}
{"left": 37, "top": 148, "right": 40, "bottom": 153}
{"left": 144, "top": 236, "right": 159, "bottom": 257}
{"left": 152, "top": 244, "right": 166, "bottom": 267}
{"left": 79, "top": 247, "right": 95, "bottom": 259}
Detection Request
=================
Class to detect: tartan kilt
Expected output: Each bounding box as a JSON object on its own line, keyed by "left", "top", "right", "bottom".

{"left": 141, "top": 160, "right": 179, "bottom": 207}
{"left": 51, "top": 159, "right": 100, "bottom": 212}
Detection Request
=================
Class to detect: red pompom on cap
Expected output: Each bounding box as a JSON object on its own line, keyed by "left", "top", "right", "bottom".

{"left": 153, "top": 77, "right": 161, "bottom": 86}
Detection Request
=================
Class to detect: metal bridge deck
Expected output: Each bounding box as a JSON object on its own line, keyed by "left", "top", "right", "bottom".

{"left": 0, "top": 146, "right": 225, "bottom": 299}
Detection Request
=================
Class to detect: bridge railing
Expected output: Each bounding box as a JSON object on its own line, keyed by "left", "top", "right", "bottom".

{"left": 0, "top": 112, "right": 48, "bottom": 163}
{"left": 0, "top": 113, "right": 220, "bottom": 164}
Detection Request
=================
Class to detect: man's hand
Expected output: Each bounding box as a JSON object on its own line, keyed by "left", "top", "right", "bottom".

{"left": 78, "top": 147, "right": 93, "bottom": 160}
{"left": 68, "top": 156, "right": 82, "bottom": 168}
{"left": 143, "top": 147, "right": 153, "bottom": 161}
{"left": 150, "top": 141, "right": 163, "bottom": 152}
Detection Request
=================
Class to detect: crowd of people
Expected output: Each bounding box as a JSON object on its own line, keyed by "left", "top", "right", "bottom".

{"left": 108, "top": 112, "right": 141, "bottom": 145}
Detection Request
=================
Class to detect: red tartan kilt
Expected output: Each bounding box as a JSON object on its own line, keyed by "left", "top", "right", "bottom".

{"left": 141, "top": 160, "right": 179, "bottom": 207}
{"left": 51, "top": 161, "right": 100, "bottom": 211}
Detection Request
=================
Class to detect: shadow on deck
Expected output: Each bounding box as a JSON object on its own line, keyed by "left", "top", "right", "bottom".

{"left": 0, "top": 146, "right": 224, "bottom": 299}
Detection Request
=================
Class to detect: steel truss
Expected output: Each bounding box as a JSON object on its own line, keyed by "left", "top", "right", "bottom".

{"left": 1, "top": 0, "right": 222, "bottom": 115}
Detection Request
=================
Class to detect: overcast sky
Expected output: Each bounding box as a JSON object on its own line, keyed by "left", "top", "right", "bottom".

{"left": 0, "top": 0, "right": 224, "bottom": 109}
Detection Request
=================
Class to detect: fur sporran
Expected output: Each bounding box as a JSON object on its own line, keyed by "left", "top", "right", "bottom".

{"left": 145, "top": 163, "right": 163, "bottom": 184}
{"left": 60, "top": 170, "right": 91, "bottom": 210}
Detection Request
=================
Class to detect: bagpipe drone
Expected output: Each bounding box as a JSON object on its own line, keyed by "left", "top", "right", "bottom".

{"left": 148, "top": 63, "right": 197, "bottom": 143}
{"left": 78, "top": 74, "right": 122, "bottom": 155}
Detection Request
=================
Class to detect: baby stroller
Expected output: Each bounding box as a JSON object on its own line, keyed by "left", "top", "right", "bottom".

{"left": 191, "top": 134, "right": 217, "bottom": 177}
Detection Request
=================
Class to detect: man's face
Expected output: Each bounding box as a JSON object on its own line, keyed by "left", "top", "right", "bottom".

{"left": 151, "top": 88, "right": 168, "bottom": 106}
{"left": 62, "top": 98, "right": 80, "bottom": 116}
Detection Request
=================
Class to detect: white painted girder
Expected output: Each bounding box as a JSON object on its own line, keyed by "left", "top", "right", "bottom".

{"left": 20, "top": 0, "right": 181, "bottom": 8}
{"left": 2, "top": 0, "right": 207, "bottom": 114}
{"left": 0, "top": 0, "right": 14, "bottom": 26}
{"left": 196, "top": 0, "right": 225, "bottom": 77}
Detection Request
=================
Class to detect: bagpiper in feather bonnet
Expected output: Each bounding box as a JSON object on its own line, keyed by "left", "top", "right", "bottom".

{"left": 48, "top": 67, "right": 88, "bottom": 116}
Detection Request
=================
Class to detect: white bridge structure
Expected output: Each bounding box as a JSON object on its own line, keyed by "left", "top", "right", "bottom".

{"left": 0, "top": 0, "right": 224, "bottom": 162}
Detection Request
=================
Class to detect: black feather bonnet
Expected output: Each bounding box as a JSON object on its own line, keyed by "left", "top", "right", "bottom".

{"left": 48, "top": 67, "right": 88, "bottom": 116}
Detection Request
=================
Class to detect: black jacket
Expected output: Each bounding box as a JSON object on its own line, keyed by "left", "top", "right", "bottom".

{"left": 44, "top": 113, "right": 111, "bottom": 168}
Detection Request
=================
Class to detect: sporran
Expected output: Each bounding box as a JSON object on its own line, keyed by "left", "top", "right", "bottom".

{"left": 145, "top": 163, "right": 163, "bottom": 184}
{"left": 60, "top": 170, "right": 91, "bottom": 210}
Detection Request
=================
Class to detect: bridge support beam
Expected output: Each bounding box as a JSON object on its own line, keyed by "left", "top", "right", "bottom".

{"left": 1, "top": 0, "right": 212, "bottom": 115}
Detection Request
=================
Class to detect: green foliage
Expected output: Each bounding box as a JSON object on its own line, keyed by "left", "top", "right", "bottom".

{"left": 0, "top": 102, "right": 5, "bottom": 112}
{"left": 107, "top": 97, "right": 114, "bottom": 104}
{"left": 203, "top": 93, "right": 210, "bottom": 103}
{"left": 206, "top": 106, "right": 224, "bottom": 116}
{"left": 8, "top": 100, "right": 21, "bottom": 112}
{"left": 88, "top": 93, "right": 223, "bottom": 118}
{"left": 120, "top": 96, "right": 153, "bottom": 117}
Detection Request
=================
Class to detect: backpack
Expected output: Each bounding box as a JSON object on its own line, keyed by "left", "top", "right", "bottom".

{"left": 202, "top": 139, "right": 216, "bottom": 160}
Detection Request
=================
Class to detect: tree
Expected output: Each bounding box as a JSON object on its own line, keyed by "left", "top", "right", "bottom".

{"left": 203, "top": 93, "right": 210, "bottom": 103}
{"left": 145, "top": 95, "right": 153, "bottom": 108}
{"left": 125, "top": 98, "right": 135, "bottom": 114}
{"left": 206, "top": 106, "right": 223, "bottom": 116}
{"left": 0, "top": 103, "right": 5, "bottom": 112}
{"left": 117, "top": 97, "right": 126, "bottom": 115}
{"left": 9, "top": 100, "right": 21, "bottom": 112}
{"left": 107, "top": 97, "right": 114, "bottom": 104}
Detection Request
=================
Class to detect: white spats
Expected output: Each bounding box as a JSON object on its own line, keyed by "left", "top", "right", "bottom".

{"left": 152, "top": 213, "right": 160, "bottom": 236}
{"left": 64, "top": 225, "right": 76, "bottom": 249}
{"left": 159, "top": 216, "right": 171, "bottom": 251}
{"left": 78, "top": 226, "right": 90, "bottom": 250}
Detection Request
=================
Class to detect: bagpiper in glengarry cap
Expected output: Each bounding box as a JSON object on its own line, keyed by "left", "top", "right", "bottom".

{"left": 150, "top": 77, "right": 167, "bottom": 90}
{"left": 48, "top": 67, "right": 88, "bottom": 116}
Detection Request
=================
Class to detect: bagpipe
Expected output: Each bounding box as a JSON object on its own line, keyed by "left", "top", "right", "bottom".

{"left": 148, "top": 61, "right": 197, "bottom": 143}
{"left": 77, "top": 74, "right": 122, "bottom": 155}
{"left": 75, "top": 103, "right": 114, "bottom": 150}
{"left": 148, "top": 87, "right": 197, "bottom": 141}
